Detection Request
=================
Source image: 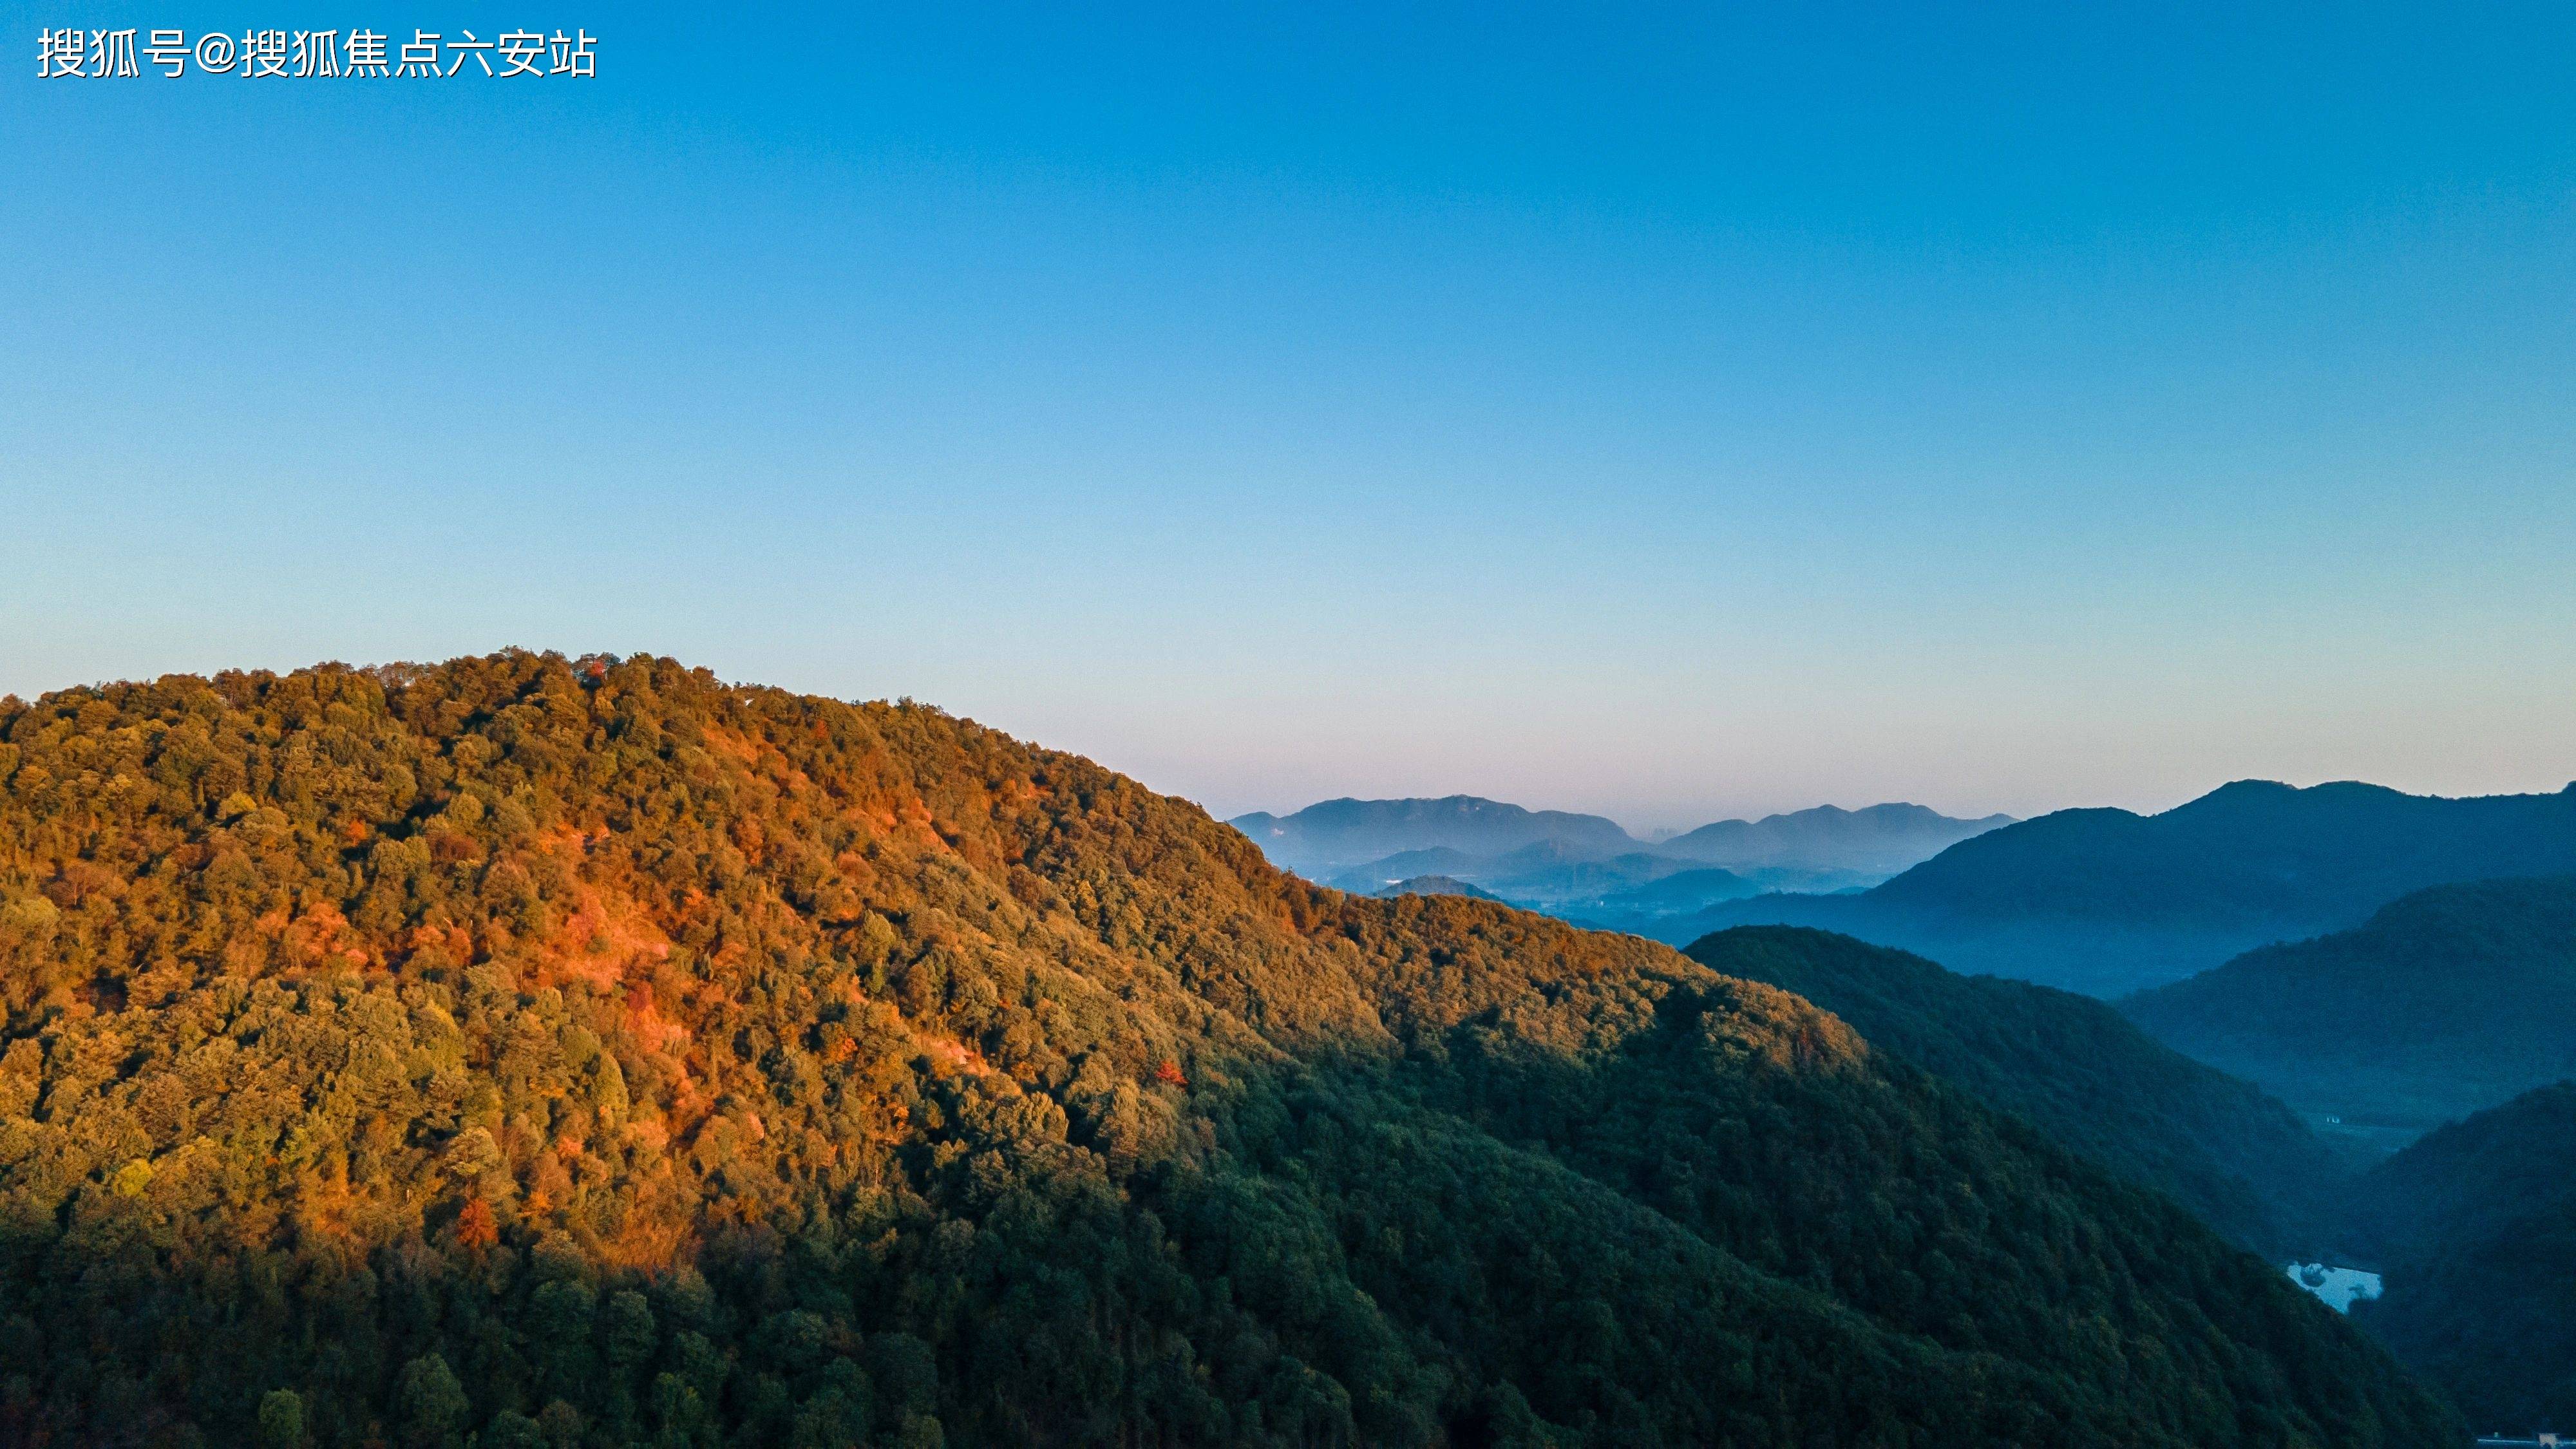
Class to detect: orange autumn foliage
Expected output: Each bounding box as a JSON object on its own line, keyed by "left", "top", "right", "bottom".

{"left": 455, "top": 1195, "right": 498, "bottom": 1251}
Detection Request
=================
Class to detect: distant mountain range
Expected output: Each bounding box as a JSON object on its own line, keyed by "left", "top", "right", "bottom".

{"left": 1229, "top": 795, "right": 2012, "bottom": 922}
{"left": 1660, "top": 802, "right": 2018, "bottom": 875}
{"left": 1670, "top": 781, "right": 2576, "bottom": 997}
{"left": 2124, "top": 875, "right": 2576, "bottom": 1134}
{"left": 1687, "top": 926, "right": 2343, "bottom": 1255}
{"left": 1227, "top": 796, "right": 1636, "bottom": 879}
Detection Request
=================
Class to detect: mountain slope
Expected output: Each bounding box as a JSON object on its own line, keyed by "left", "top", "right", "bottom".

{"left": 1660, "top": 802, "right": 2014, "bottom": 875}
{"left": 1684, "top": 927, "right": 2347, "bottom": 1255}
{"left": 2347, "top": 1081, "right": 2576, "bottom": 1261}
{"left": 2345, "top": 1084, "right": 2576, "bottom": 1433}
{"left": 1678, "top": 781, "right": 2576, "bottom": 996}
{"left": 0, "top": 655, "right": 2455, "bottom": 1446}
{"left": 2124, "top": 876, "right": 2576, "bottom": 1133}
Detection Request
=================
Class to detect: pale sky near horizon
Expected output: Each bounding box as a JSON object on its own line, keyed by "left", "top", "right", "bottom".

{"left": 5, "top": 2, "right": 2573, "bottom": 831}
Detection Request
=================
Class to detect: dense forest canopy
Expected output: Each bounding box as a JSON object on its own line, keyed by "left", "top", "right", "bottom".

{"left": 0, "top": 654, "right": 2455, "bottom": 1446}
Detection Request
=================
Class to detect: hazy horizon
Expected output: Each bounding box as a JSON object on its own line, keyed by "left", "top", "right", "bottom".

{"left": 1197, "top": 773, "right": 2571, "bottom": 840}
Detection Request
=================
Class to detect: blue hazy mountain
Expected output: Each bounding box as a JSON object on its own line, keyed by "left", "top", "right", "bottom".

{"left": 1671, "top": 781, "right": 2576, "bottom": 998}
{"left": 1229, "top": 796, "right": 1636, "bottom": 880}
{"left": 1235, "top": 796, "right": 2012, "bottom": 923}
{"left": 1660, "top": 802, "right": 2017, "bottom": 876}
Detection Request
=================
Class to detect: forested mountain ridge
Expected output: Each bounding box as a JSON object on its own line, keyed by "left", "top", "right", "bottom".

{"left": 0, "top": 654, "right": 2455, "bottom": 1446}
{"left": 2345, "top": 1084, "right": 2576, "bottom": 1432}
{"left": 2124, "top": 875, "right": 2576, "bottom": 1133}
{"left": 1683, "top": 927, "right": 2347, "bottom": 1256}
{"left": 1678, "top": 779, "right": 2576, "bottom": 995}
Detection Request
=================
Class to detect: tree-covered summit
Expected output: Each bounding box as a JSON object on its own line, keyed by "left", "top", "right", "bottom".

{"left": 0, "top": 653, "right": 2454, "bottom": 1446}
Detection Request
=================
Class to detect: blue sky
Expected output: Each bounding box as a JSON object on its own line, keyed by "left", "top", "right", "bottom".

{"left": 5, "top": 1, "right": 2573, "bottom": 828}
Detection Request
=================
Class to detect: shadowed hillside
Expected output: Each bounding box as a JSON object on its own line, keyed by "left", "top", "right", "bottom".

{"left": 2125, "top": 875, "right": 2576, "bottom": 1134}
{"left": 0, "top": 655, "right": 2455, "bottom": 1446}
{"left": 2346, "top": 1084, "right": 2576, "bottom": 1434}
{"left": 1685, "top": 927, "right": 2348, "bottom": 1255}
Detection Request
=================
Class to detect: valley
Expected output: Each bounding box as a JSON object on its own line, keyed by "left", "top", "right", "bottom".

{"left": 1234, "top": 788, "right": 2576, "bottom": 1439}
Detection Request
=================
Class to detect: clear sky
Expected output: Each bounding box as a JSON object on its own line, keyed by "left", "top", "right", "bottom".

{"left": 5, "top": 2, "right": 2573, "bottom": 830}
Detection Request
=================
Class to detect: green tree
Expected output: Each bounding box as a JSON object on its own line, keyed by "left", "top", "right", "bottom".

{"left": 255, "top": 1388, "right": 306, "bottom": 1449}
{"left": 397, "top": 1354, "right": 469, "bottom": 1449}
